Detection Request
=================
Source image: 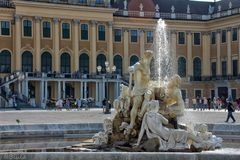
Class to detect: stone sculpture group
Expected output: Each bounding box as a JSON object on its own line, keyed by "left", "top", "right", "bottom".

{"left": 93, "top": 50, "right": 222, "bottom": 152}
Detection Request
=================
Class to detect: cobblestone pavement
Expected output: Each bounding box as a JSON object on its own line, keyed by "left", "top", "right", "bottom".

{"left": 0, "top": 109, "right": 239, "bottom": 125}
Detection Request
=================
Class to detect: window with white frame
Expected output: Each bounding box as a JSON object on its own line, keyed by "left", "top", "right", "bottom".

{"left": 43, "top": 21, "right": 51, "bottom": 38}
{"left": 23, "top": 20, "right": 32, "bottom": 37}
{"left": 147, "top": 31, "right": 153, "bottom": 43}
{"left": 131, "top": 30, "right": 138, "bottom": 43}
{"left": 0, "top": 21, "right": 10, "bottom": 36}
{"left": 62, "top": 22, "right": 70, "bottom": 39}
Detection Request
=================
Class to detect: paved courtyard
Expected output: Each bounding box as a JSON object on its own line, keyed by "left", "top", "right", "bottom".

{"left": 0, "top": 109, "right": 240, "bottom": 125}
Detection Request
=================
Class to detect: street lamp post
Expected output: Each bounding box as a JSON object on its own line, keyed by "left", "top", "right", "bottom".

{"left": 97, "top": 61, "right": 116, "bottom": 114}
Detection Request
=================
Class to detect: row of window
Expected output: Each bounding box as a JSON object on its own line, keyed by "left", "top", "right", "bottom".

{"left": 177, "top": 57, "right": 239, "bottom": 78}
{"left": 0, "top": 20, "right": 154, "bottom": 43}
{"left": 211, "top": 28, "right": 238, "bottom": 44}
{"left": 177, "top": 29, "right": 238, "bottom": 45}
{"left": 0, "top": 50, "right": 140, "bottom": 74}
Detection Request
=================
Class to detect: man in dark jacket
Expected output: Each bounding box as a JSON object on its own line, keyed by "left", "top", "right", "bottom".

{"left": 225, "top": 100, "right": 236, "bottom": 123}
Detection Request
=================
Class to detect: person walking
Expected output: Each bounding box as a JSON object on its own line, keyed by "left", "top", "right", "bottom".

{"left": 225, "top": 99, "right": 236, "bottom": 123}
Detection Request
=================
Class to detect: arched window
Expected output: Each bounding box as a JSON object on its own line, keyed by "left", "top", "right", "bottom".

{"left": 61, "top": 53, "right": 71, "bottom": 73}
{"left": 97, "top": 54, "right": 106, "bottom": 73}
{"left": 22, "top": 51, "right": 33, "bottom": 72}
{"left": 79, "top": 53, "right": 89, "bottom": 74}
{"left": 130, "top": 55, "right": 139, "bottom": 66}
{"left": 41, "top": 52, "right": 52, "bottom": 73}
{"left": 114, "top": 55, "right": 122, "bottom": 75}
{"left": 98, "top": 25, "right": 105, "bottom": 41}
{"left": 178, "top": 57, "right": 186, "bottom": 77}
{"left": 193, "top": 57, "right": 201, "bottom": 81}
{"left": 0, "top": 50, "right": 11, "bottom": 73}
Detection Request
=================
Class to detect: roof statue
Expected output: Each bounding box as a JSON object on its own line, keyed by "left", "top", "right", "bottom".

{"left": 139, "top": 3, "right": 143, "bottom": 11}
{"left": 187, "top": 5, "right": 190, "bottom": 14}
{"left": 208, "top": 5, "right": 214, "bottom": 14}
{"left": 155, "top": 4, "right": 159, "bottom": 12}
{"left": 218, "top": 5, "right": 221, "bottom": 12}
{"left": 123, "top": 0, "right": 127, "bottom": 10}
{"left": 229, "top": 1, "right": 232, "bottom": 9}
{"left": 171, "top": 5, "right": 175, "bottom": 13}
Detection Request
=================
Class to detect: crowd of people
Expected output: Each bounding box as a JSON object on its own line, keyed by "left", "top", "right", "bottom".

{"left": 52, "top": 97, "right": 95, "bottom": 111}
{"left": 189, "top": 96, "right": 240, "bottom": 111}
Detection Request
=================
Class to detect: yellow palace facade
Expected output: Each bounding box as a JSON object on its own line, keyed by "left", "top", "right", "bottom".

{"left": 0, "top": 0, "right": 240, "bottom": 107}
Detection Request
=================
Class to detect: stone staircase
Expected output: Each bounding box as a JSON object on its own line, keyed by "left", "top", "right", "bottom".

{"left": 207, "top": 123, "right": 240, "bottom": 146}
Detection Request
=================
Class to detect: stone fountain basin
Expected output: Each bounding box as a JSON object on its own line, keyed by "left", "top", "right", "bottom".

{"left": 0, "top": 150, "right": 240, "bottom": 160}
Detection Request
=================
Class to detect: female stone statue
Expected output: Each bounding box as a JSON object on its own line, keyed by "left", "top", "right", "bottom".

{"left": 136, "top": 100, "right": 213, "bottom": 151}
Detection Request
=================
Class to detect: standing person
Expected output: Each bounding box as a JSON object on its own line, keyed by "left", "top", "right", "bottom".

{"left": 203, "top": 97, "right": 208, "bottom": 111}
{"left": 66, "top": 98, "right": 71, "bottom": 110}
{"left": 196, "top": 96, "right": 200, "bottom": 110}
{"left": 102, "top": 98, "right": 107, "bottom": 113}
{"left": 192, "top": 98, "right": 196, "bottom": 110}
{"left": 56, "top": 98, "right": 63, "bottom": 111}
{"left": 225, "top": 99, "right": 236, "bottom": 123}
{"left": 77, "top": 98, "right": 82, "bottom": 110}
{"left": 213, "top": 97, "right": 217, "bottom": 110}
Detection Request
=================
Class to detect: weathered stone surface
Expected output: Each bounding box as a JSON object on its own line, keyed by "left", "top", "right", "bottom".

{"left": 0, "top": 151, "right": 240, "bottom": 160}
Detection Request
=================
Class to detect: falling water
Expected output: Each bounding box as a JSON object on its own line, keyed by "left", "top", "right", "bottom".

{"left": 151, "top": 19, "right": 175, "bottom": 85}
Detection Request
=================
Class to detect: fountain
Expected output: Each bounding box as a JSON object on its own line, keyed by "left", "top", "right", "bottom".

{"left": 90, "top": 19, "right": 222, "bottom": 152}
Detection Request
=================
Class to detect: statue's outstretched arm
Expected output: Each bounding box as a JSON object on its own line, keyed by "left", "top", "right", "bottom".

{"left": 159, "top": 113, "right": 169, "bottom": 125}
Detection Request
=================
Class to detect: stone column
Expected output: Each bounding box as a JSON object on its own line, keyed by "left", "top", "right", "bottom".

{"left": 18, "top": 81, "right": 21, "bottom": 95}
{"left": 140, "top": 29, "right": 145, "bottom": 58}
{"left": 44, "top": 81, "right": 48, "bottom": 102}
{"left": 80, "top": 81, "right": 83, "bottom": 99}
{"left": 108, "top": 21, "right": 113, "bottom": 67}
{"left": 187, "top": 31, "right": 193, "bottom": 76}
{"left": 25, "top": 80, "right": 29, "bottom": 98}
{"left": 202, "top": 32, "right": 211, "bottom": 76}
{"left": 238, "top": 26, "right": 240, "bottom": 74}
{"left": 216, "top": 29, "right": 221, "bottom": 76}
{"left": 40, "top": 81, "right": 44, "bottom": 107}
{"left": 171, "top": 30, "right": 177, "bottom": 70}
{"left": 73, "top": 19, "right": 80, "bottom": 72}
{"left": 15, "top": 15, "right": 22, "bottom": 71}
{"left": 35, "top": 16, "right": 41, "bottom": 71}
{"left": 53, "top": 18, "right": 60, "bottom": 72}
{"left": 57, "top": 81, "right": 61, "bottom": 99}
{"left": 123, "top": 28, "right": 129, "bottom": 74}
{"left": 91, "top": 20, "right": 97, "bottom": 73}
{"left": 62, "top": 81, "right": 66, "bottom": 99}
{"left": 227, "top": 27, "right": 232, "bottom": 75}
{"left": 96, "top": 82, "right": 99, "bottom": 102}
{"left": 84, "top": 82, "right": 87, "bottom": 99}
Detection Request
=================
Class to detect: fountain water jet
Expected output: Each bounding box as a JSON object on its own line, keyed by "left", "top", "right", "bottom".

{"left": 152, "top": 19, "right": 175, "bottom": 84}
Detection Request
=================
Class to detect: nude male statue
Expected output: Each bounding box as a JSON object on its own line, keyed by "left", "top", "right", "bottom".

{"left": 127, "top": 50, "right": 154, "bottom": 132}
